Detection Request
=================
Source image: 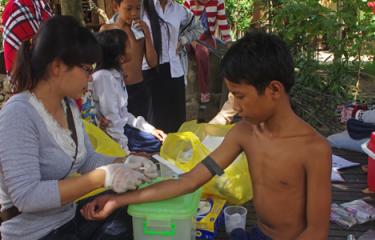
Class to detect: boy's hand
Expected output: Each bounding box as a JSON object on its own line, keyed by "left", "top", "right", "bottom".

{"left": 81, "top": 194, "right": 119, "bottom": 221}
{"left": 133, "top": 20, "right": 150, "bottom": 35}
{"left": 99, "top": 116, "right": 110, "bottom": 130}
{"left": 152, "top": 129, "right": 167, "bottom": 142}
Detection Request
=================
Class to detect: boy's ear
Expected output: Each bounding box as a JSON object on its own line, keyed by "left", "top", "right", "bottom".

{"left": 268, "top": 80, "right": 283, "bottom": 98}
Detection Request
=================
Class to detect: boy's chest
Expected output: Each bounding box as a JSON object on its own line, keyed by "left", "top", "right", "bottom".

{"left": 244, "top": 139, "right": 307, "bottom": 189}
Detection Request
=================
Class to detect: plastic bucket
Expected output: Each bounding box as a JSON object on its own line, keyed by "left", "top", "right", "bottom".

{"left": 361, "top": 132, "right": 375, "bottom": 191}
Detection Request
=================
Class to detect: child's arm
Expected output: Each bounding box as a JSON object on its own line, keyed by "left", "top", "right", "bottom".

{"left": 81, "top": 127, "right": 243, "bottom": 220}
{"left": 297, "top": 140, "right": 332, "bottom": 240}
{"left": 134, "top": 20, "right": 158, "bottom": 68}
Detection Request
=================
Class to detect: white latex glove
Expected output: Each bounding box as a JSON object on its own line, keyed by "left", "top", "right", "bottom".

{"left": 124, "top": 155, "right": 159, "bottom": 179}
{"left": 98, "top": 164, "right": 149, "bottom": 193}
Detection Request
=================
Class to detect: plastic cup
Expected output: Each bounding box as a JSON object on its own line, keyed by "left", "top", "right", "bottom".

{"left": 224, "top": 205, "right": 247, "bottom": 233}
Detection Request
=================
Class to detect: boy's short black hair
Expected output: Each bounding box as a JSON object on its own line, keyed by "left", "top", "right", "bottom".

{"left": 221, "top": 31, "right": 295, "bottom": 94}
{"left": 95, "top": 29, "right": 128, "bottom": 71}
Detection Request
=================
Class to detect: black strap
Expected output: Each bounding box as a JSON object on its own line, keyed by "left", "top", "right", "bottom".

{"left": 64, "top": 98, "right": 78, "bottom": 159}
{"left": 201, "top": 156, "right": 224, "bottom": 176}
{"left": 180, "top": 14, "right": 195, "bottom": 34}
{"left": 62, "top": 98, "right": 78, "bottom": 179}
{"left": 0, "top": 99, "right": 79, "bottom": 222}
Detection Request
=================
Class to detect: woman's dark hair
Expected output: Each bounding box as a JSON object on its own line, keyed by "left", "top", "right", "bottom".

{"left": 221, "top": 31, "right": 295, "bottom": 94}
{"left": 143, "top": 0, "right": 168, "bottom": 63}
{"left": 12, "top": 15, "right": 101, "bottom": 93}
{"left": 95, "top": 29, "right": 128, "bottom": 71}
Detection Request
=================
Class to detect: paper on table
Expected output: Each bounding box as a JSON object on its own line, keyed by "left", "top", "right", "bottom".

{"left": 332, "top": 155, "right": 360, "bottom": 170}
{"left": 331, "top": 155, "right": 360, "bottom": 182}
{"left": 331, "top": 169, "right": 345, "bottom": 182}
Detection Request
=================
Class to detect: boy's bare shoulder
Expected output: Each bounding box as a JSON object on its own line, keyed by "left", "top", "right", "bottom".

{"left": 99, "top": 23, "right": 120, "bottom": 32}
{"left": 232, "top": 120, "right": 255, "bottom": 133}
{"left": 226, "top": 120, "right": 256, "bottom": 141}
{"left": 301, "top": 125, "right": 332, "bottom": 166}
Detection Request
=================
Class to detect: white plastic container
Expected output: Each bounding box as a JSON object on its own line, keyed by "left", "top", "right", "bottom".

{"left": 223, "top": 205, "right": 247, "bottom": 233}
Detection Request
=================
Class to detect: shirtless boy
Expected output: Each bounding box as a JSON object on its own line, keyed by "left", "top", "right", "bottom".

{"left": 101, "top": 0, "right": 158, "bottom": 119}
{"left": 82, "top": 31, "right": 332, "bottom": 240}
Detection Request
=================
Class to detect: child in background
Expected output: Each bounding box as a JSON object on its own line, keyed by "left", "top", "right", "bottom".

{"left": 183, "top": 0, "right": 232, "bottom": 103}
{"left": 92, "top": 29, "right": 166, "bottom": 155}
{"left": 141, "top": 0, "right": 204, "bottom": 133}
{"left": 82, "top": 32, "right": 332, "bottom": 240}
{"left": 100, "top": 0, "right": 158, "bottom": 120}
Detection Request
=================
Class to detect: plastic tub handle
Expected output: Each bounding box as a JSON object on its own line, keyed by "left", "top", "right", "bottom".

{"left": 361, "top": 140, "right": 375, "bottom": 160}
{"left": 143, "top": 221, "right": 176, "bottom": 236}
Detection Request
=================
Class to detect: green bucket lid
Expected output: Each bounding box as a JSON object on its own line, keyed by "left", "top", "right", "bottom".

{"left": 128, "top": 178, "right": 201, "bottom": 220}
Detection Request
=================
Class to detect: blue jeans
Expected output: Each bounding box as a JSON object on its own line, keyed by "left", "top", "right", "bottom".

{"left": 124, "top": 125, "right": 161, "bottom": 153}
{"left": 327, "top": 130, "right": 368, "bottom": 152}
{"left": 230, "top": 227, "right": 272, "bottom": 240}
{"left": 39, "top": 191, "right": 133, "bottom": 240}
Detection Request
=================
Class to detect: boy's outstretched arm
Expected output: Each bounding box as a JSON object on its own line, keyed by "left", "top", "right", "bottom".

{"left": 297, "top": 140, "right": 332, "bottom": 240}
{"left": 82, "top": 128, "right": 243, "bottom": 220}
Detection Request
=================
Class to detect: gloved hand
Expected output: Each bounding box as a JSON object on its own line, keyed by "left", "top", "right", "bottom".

{"left": 98, "top": 164, "right": 149, "bottom": 193}
{"left": 124, "top": 155, "right": 159, "bottom": 179}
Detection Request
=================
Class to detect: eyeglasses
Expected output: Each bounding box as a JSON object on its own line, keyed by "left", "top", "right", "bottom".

{"left": 79, "top": 63, "right": 96, "bottom": 75}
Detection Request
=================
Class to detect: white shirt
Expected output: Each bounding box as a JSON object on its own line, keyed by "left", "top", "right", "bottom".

{"left": 92, "top": 69, "right": 155, "bottom": 153}
{"left": 142, "top": 0, "right": 192, "bottom": 78}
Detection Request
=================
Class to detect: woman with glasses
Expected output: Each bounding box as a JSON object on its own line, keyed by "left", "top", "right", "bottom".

{"left": 0, "top": 16, "right": 150, "bottom": 240}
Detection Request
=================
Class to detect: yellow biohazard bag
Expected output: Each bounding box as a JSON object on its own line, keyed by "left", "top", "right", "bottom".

{"left": 83, "top": 120, "right": 126, "bottom": 157}
{"left": 160, "top": 120, "right": 252, "bottom": 204}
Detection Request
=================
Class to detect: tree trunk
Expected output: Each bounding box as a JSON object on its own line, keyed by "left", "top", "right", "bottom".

{"left": 60, "top": 0, "right": 83, "bottom": 24}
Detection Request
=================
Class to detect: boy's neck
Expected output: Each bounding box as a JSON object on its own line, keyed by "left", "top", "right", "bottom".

{"left": 260, "top": 98, "right": 302, "bottom": 137}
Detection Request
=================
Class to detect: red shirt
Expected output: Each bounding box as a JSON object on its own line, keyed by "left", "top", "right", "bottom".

{"left": 184, "top": 0, "right": 231, "bottom": 42}
{"left": 2, "top": 0, "right": 52, "bottom": 74}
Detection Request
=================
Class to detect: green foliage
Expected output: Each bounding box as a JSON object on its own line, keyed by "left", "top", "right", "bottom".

{"left": 0, "top": 0, "right": 6, "bottom": 51}
{"left": 225, "top": 0, "right": 253, "bottom": 36}
{"left": 258, "top": 0, "right": 375, "bottom": 131}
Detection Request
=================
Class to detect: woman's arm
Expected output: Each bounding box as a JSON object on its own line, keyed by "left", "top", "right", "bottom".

{"left": 58, "top": 169, "right": 105, "bottom": 205}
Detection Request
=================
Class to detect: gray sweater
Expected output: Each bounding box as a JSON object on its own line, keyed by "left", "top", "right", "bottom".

{"left": 0, "top": 92, "right": 114, "bottom": 240}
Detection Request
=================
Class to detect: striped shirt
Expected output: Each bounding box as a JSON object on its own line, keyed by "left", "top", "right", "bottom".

{"left": 1, "top": 0, "right": 52, "bottom": 74}
{"left": 183, "top": 0, "right": 231, "bottom": 42}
